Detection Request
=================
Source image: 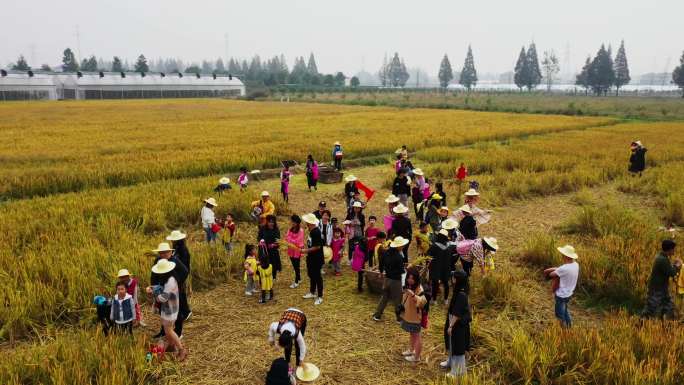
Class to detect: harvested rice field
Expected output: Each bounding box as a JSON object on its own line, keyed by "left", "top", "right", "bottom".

{"left": 2, "top": 99, "right": 684, "bottom": 385}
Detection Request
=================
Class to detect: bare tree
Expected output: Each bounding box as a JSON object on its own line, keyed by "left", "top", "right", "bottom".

{"left": 541, "top": 50, "right": 560, "bottom": 91}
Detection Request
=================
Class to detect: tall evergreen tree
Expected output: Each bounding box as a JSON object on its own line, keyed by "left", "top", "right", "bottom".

{"left": 387, "top": 53, "right": 408, "bottom": 87}
{"left": 350, "top": 76, "right": 360, "bottom": 87}
{"left": 62, "top": 48, "right": 79, "bottom": 72}
{"left": 201, "top": 60, "right": 213, "bottom": 74}
{"left": 111, "top": 56, "right": 123, "bottom": 72}
{"left": 613, "top": 40, "right": 630, "bottom": 96}
{"left": 307, "top": 53, "right": 319, "bottom": 75}
{"left": 587, "top": 44, "right": 615, "bottom": 95}
{"left": 438, "top": 54, "right": 453, "bottom": 89}
{"left": 80, "top": 55, "right": 98, "bottom": 72}
{"left": 672, "top": 51, "right": 684, "bottom": 98}
{"left": 459, "top": 45, "right": 478, "bottom": 90}
{"left": 289, "top": 56, "right": 307, "bottom": 83}
{"left": 524, "top": 42, "right": 542, "bottom": 90}
{"left": 247, "top": 55, "right": 263, "bottom": 81}
{"left": 215, "top": 58, "right": 226, "bottom": 74}
{"left": 575, "top": 56, "right": 592, "bottom": 94}
{"left": 134, "top": 54, "right": 149, "bottom": 73}
{"left": 12, "top": 55, "right": 30, "bottom": 70}
{"left": 513, "top": 46, "right": 527, "bottom": 91}
{"left": 228, "top": 58, "right": 241, "bottom": 74}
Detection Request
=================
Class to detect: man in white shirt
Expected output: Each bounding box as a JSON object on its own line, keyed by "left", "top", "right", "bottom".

{"left": 201, "top": 197, "right": 218, "bottom": 243}
{"left": 544, "top": 245, "right": 580, "bottom": 328}
{"left": 268, "top": 308, "right": 308, "bottom": 368}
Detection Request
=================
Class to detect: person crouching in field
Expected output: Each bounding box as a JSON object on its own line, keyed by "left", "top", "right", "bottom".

{"left": 629, "top": 140, "right": 647, "bottom": 177}
{"left": 214, "top": 177, "right": 232, "bottom": 196}
{"left": 110, "top": 281, "right": 137, "bottom": 334}
{"left": 244, "top": 244, "right": 258, "bottom": 296}
{"left": 543, "top": 245, "right": 580, "bottom": 328}
{"left": 641, "top": 240, "right": 682, "bottom": 320}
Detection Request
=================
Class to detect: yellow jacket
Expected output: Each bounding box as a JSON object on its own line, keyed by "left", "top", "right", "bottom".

{"left": 415, "top": 232, "right": 430, "bottom": 255}
{"left": 244, "top": 257, "right": 258, "bottom": 282}
{"left": 252, "top": 199, "right": 275, "bottom": 220}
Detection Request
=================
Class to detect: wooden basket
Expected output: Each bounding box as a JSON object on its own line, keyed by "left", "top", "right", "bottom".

{"left": 364, "top": 269, "right": 384, "bottom": 295}
{"left": 317, "top": 163, "right": 342, "bottom": 184}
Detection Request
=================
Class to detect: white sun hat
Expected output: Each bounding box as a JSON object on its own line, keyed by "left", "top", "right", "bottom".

{"left": 483, "top": 237, "right": 499, "bottom": 251}
{"left": 219, "top": 177, "right": 230, "bottom": 184}
{"left": 441, "top": 219, "right": 458, "bottom": 230}
{"left": 166, "top": 230, "right": 187, "bottom": 241}
{"left": 334, "top": 141, "right": 341, "bottom": 145}
{"left": 464, "top": 188, "right": 480, "bottom": 197}
{"left": 392, "top": 204, "right": 409, "bottom": 214}
{"left": 152, "top": 242, "right": 174, "bottom": 253}
{"left": 151, "top": 259, "right": 176, "bottom": 274}
{"left": 117, "top": 269, "right": 131, "bottom": 278}
{"left": 296, "top": 362, "right": 321, "bottom": 382}
{"left": 438, "top": 228, "right": 449, "bottom": 237}
{"left": 390, "top": 236, "right": 410, "bottom": 248}
{"left": 345, "top": 175, "right": 358, "bottom": 182}
{"left": 261, "top": 190, "right": 270, "bottom": 197}
{"left": 302, "top": 213, "right": 320, "bottom": 226}
{"left": 413, "top": 168, "right": 424, "bottom": 176}
{"left": 557, "top": 245, "right": 578, "bottom": 259}
{"left": 385, "top": 194, "right": 400, "bottom": 203}
{"left": 204, "top": 197, "right": 218, "bottom": 207}
{"left": 352, "top": 201, "right": 364, "bottom": 208}
{"left": 459, "top": 204, "right": 473, "bottom": 214}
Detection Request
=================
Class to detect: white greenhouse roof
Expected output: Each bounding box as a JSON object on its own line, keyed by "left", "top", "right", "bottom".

{"left": 0, "top": 72, "right": 58, "bottom": 87}
{"left": 61, "top": 72, "right": 244, "bottom": 87}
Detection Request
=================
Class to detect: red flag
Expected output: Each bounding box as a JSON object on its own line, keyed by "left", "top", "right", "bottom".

{"left": 355, "top": 180, "right": 375, "bottom": 202}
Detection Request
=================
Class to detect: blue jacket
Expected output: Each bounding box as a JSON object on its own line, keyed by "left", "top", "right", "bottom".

{"left": 110, "top": 294, "right": 135, "bottom": 324}
{"left": 332, "top": 145, "right": 342, "bottom": 158}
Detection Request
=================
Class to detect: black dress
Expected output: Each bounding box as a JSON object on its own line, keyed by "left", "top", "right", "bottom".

{"left": 445, "top": 290, "right": 471, "bottom": 356}
{"left": 258, "top": 227, "right": 282, "bottom": 278}
{"left": 459, "top": 215, "right": 478, "bottom": 240}
{"left": 306, "top": 160, "right": 318, "bottom": 188}
{"left": 629, "top": 147, "right": 647, "bottom": 173}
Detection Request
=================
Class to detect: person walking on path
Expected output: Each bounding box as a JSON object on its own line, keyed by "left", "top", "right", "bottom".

{"left": 372, "top": 236, "right": 409, "bottom": 322}
{"left": 306, "top": 155, "right": 319, "bottom": 192}
{"left": 301, "top": 214, "right": 325, "bottom": 305}
{"left": 332, "top": 141, "right": 344, "bottom": 171}
{"left": 441, "top": 270, "right": 471, "bottom": 377}
{"left": 286, "top": 215, "right": 305, "bottom": 289}
{"left": 429, "top": 229, "right": 456, "bottom": 305}
{"left": 543, "top": 245, "right": 580, "bottom": 328}
{"left": 399, "top": 269, "right": 427, "bottom": 363}
{"left": 392, "top": 168, "right": 411, "bottom": 208}
{"left": 280, "top": 165, "right": 291, "bottom": 203}
{"left": 201, "top": 198, "right": 218, "bottom": 243}
{"left": 629, "top": 140, "right": 647, "bottom": 177}
{"left": 641, "top": 240, "right": 682, "bottom": 320}
{"left": 389, "top": 204, "right": 412, "bottom": 264}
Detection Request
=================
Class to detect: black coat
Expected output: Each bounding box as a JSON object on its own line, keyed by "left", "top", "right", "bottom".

{"left": 389, "top": 215, "right": 412, "bottom": 240}
{"left": 380, "top": 248, "right": 405, "bottom": 280}
{"left": 344, "top": 182, "right": 359, "bottom": 201}
{"left": 629, "top": 147, "right": 647, "bottom": 173}
{"left": 392, "top": 176, "right": 411, "bottom": 196}
{"left": 459, "top": 215, "right": 478, "bottom": 240}
{"left": 172, "top": 241, "right": 191, "bottom": 273}
{"left": 428, "top": 242, "right": 456, "bottom": 280}
{"left": 151, "top": 256, "right": 189, "bottom": 287}
{"left": 445, "top": 290, "right": 471, "bottom": 355}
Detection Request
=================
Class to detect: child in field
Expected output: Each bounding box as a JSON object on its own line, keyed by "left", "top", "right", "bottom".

{"left": 372, "top": 232, "right": 389, "bottom": 269}
{"left": 110, "top": 282, "right": 137, "bottom": 334}
{"left": 222, "top": 213, "right": 237, "bottom": 255}
{"left": 365, "top": 216, "right": 380, "bottom": 267}
{"left": 257, "top": 241, "right": 274, "bottom": 304}
{"left": 117, "top": 269, "right": 143, "bottom": 326}
{"left": 350, "top": 236, "right": 368, "bottom": 292}
{"left": 244, "top": 244, "right": 258, "bottom": 296}
{"left": 415, "top": 222, "right": 431, "bottom": 258}
{"left": 330, "top": 228, "right": 345, "bottom": 276}
{"left": 266, "top": 357, "right": 297, "bottom": 385}
{"left": 280, "top": 165, "right": 291, "bottom": 203}
{"left": 238, "top": 167, "right": 249, "bottom": 192}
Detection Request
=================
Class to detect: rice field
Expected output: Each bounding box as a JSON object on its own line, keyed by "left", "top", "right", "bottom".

{"left": 2, "top": 98, "right": 684, "bottom": 385}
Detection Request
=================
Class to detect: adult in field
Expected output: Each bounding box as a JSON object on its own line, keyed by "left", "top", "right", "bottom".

{"left": 305, "top": 154, "right": 319, "bottom": 191}
{"left": 344, "top": 175, "right": 359, "bottom": 209}
{"left": 268, "top": 308, "right": 308, "bottom": 369}
{"left": 345, "top": 201, "right": 366, "bottom": 261}
{"left": 301, "top": 214, "right": 325, "bottom": 305}
{"left": 372, "top": 236, "right": 408, "bottom": 322}
{"left": 332, "top": 141, "right": 344, "bottom": 171}
{"left": 457, "top": 205, "right": 478, "bottom": 240}
{"left": 317, "top": 210, "right": 333, "bottom": 246}
{"left": 462, "top": 189, "right": 491, "bottom": 225}
{"left": 313, "top": 201, "right": 327, "bottom": 220}
{"left": 150, "top": 242, "right": 189, "bottom": 339}
{"left": 251, "top": 191, "right": 276, "bottom": 226}
{"left": 399, "top": 269, "right": 427, "bottom": 363}
{"left": 166, "top": 230, "right": 192, "bottom": 320}
{"left": 429, "top": 229, "right": 456, "bottom": 305}
{"left": 441, "top": 269, "right": 471, "bottom": 377}
{"left": 629, "top": 141, "right": 647, "bottom": 177}
{"left": 286, "top": 215, "right": 305, "bottom": 289}
{"left": 424, "top": 194, "right": 443, "bottom": 232}
{"left": 543, "top": 245, "right": 580, "bottom": 328}
{"left": 457, "top": 236, "right": 498, "bottom": 277}
{"left": 258, "top": 215, "right": 282, "bottom": 280}
{"left": 392, "top": 168, "right": 411, "bottom": 208}
{"left": 389, "top": 204, "right": 412, "bottom": 264}
{"left": 641, "top": 240, "right": 682, "bottom": 320}
{"left": 200, "top": 197, "right": 218, "bottom": 243}
{"left": 147, "top": 258, "right": 188, "bottom": 361}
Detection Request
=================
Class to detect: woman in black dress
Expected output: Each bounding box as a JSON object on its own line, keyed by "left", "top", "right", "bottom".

{"left": 628, "top": 141, "right": 647, "bottom": 177}
{"left": 258, "top": 215, "right": 282, "bottom": 279}
{"left": 441, "top": 269, "right": 471, "bottom": 377}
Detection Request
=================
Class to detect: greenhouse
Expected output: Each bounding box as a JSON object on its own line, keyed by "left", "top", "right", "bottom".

{"left": 0, "top": 70, "right": 245, "bottom": 101}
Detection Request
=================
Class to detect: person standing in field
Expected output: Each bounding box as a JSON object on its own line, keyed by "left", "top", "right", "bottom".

{"left": 117, "top": 268, "right": 143, "bottom": 326}
{"left": 641, "top": 240, "right": 682, "bottom": 320}
{"left": 166, "top": 230, "right": 192, "bottom": 320}
{"left": 251, "top": 191, "right": 276, "bottom": 226}
{"left": 441, "top": 270, "right": 471, "bottom": 377}
{"left": 428, "top": 229, "right": 454, "bottom": 305}
{"left": 332, "top": 141, "right": 343, "bottom": 171}
{"left": 344, "top": 175, "right": 359, "bottom": 209}
{"left": 147, "top": 258, "right": 187, "bottom": 361}
{"left": 399, "top": 269, "right": 427, "bottom": 363}
{"left": 301, "top": 214, "right": 325, "bottom": 305}
{"left": 455, "top": 163, "right": 468, "bottom": 197}
{"left": 389, "top": 204, "right": 412, "bottom": 264}
{"left": 457, "top": 205, "right": 478, "bottom": 240}
{"left": 258, "top": 215, "right": 282, "bottom": 280}
{"left": 280, "top": 165, "right": 291, "bottom": 203}
{"left": 345, "top": 201, "right": 366, "bottom": 262}
{"left": 305, "top": 154, "right": 319, "bottom": 192}
{"left": 462, "top": 189, "right": 491, "bottom": 226}
{"left": 286, "top": 215, "right": 305, "bottom": 289}
{"left": 543, "top": 245, "right": 580, "bottom": 328}
{"left": 373, "top": 236, "right": 408, "bottom": 322}
{"left": 629, "top": 141, "right": 647, "bottom": 177}
{"left": 313, "top": 201, "right": 327, "bottom": 220}
{"left": 110, "top": 281, "right": 137, "bottom": 334}
{"left": 201, "top": 198, "right": 218, "bottom": 243}
{"left": 238, "top": 167, "right": 249, "bottom": 192}
{"left": 220, "top": 214, "right": 237, "bottom": 255}
{"left": 392, "top": 168, "right": 411, "bottom": 208}
{"left": 150, "top": 242, "right": 189, "bottom": 339}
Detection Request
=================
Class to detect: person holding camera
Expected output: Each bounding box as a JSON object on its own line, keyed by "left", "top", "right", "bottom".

{"left": 398, "top": 269, "right": 427, "bottom": 363}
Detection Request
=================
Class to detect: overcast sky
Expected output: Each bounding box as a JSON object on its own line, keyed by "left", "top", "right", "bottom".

{"left": 1, "top": 0, "right": 682, "bottom": 77}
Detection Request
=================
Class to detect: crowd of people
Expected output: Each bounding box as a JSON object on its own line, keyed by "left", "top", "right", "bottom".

{"left": 92, "top": 139, "right": 683, "bottom": 382}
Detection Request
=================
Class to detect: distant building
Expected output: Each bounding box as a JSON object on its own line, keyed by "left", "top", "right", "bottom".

{"left": 0, "top": 70, "right": 245, "bottom": 101}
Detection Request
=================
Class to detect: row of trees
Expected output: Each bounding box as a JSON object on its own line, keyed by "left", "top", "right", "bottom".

{"left": 575, "top": 41, "right": 631, "bottom": 95}
{"left": 436, "top": 46, "right": 478, "bottom": 90}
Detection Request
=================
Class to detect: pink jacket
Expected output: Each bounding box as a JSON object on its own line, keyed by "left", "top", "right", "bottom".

{"left": 286, "top": 228, "right": 305, "bottom": 258}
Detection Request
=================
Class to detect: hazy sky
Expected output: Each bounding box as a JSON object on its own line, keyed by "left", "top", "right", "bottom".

{"left": 1, "top": 0, "right": 682, "bottom": 77}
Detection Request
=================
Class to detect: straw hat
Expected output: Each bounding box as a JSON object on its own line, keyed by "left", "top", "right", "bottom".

{"left": 483, "top": 237, "right": 499, "bottom": 251}
{"left": 557, "top": 245, "right": 578, "bottom": 259}
{"left": 250, "top": 169, "right": 261, "bottom": 174}
{"left": 152, "top": 242, "right": 174, "bottom": 253}
{"left": 302, "top": 213, "right": 320, "bottom": 226}
{"left": 345, "top": 175, "right": 358, "bottom": 182}
{"left": 441, "top": 219, "right": 458, "bottom": 230}
{"left": 219, "top": 177, "right": 230, "bottom": 184}
{"left": 392, "top": 204, "right": 409, "bottom": 214}
{"left": 296, "top": 362, "right": 321, "bottom": 382}
{"left": 385, "top": 194, "right": 400, "bottom": 203}
{"left": 151, "top": 259, "right": 176, "bottom": 274}
{"left": 464, "top": 188, "right": 480, "bottom": 197}
{"left": 261, "top": 190, "right": 270, "bottom": 197}
{"left": 204, "top": 197, "right": 218, "bottom": 207}
{"left": 352, "top": 201, "right": 364, "bottom": 208}
{"left": 635, "top": 140, "right": 643, "bottom": 147}
{"left": 166, "top": 230, "right": 187, "bottom": 241}
{"left": 390, "top": 236, "right": 410, "bottom": 248}
{"left": 323, "top": 246, "right": 333, "bottom": 263}
{"left": 413, "top": 168, "right": 424, "bottom": 176}
{"left": 431, "top": 193, "right": 443, "bottom": 200}
{"left": 438, "top": 228, "right": 449, "bottom": 237}
{"left": 394, "top": 148, "right": 403, "bottom": 154}
{"left": 439, "top": 206, "right": 450, "bottom": 212}
{"left": 459, "top": 204, "right": 473, "bottom": 214}
{"left": 334, "top": 141, "right": 341, "bottom": 145}
{"left": 117, "top": 269, "right": 131, "bottom": 278}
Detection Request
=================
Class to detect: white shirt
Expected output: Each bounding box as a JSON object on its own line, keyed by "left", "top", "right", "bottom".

{"left": 555, "top": 261, "right": 579, "bottom": 298}
{"left": 268, "top": 309, "right": 307, "bottom": 362}
{"left": 201, "top": 206, "right": 215, "bottom": 227}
